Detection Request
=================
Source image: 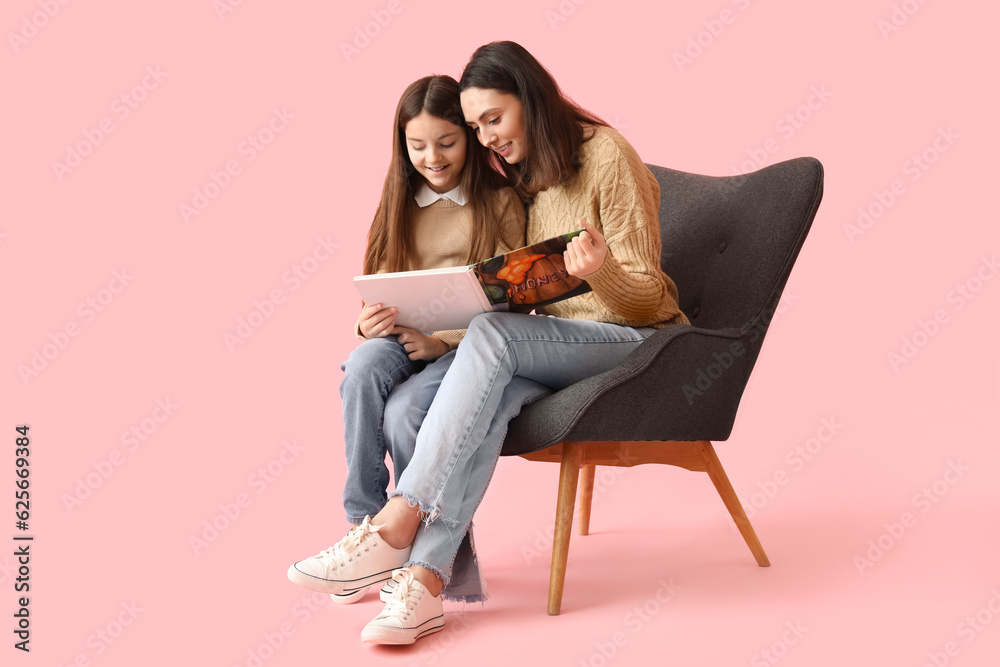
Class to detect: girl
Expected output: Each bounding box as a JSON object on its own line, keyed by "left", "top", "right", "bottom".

{"left": 287, "top": 74, "right": 523, "bottom": 605}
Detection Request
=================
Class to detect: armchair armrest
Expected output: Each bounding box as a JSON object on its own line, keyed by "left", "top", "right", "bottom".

{"left": 500, "top": 323, "right": 760, "bottom": 456}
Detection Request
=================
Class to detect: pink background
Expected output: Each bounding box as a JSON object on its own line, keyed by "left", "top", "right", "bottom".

{"left": 4, "top": 0, "right": 999, "bottom": 665}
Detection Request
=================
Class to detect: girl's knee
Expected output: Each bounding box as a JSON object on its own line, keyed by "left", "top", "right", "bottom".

{"left": 343, "top": 336, "right": 406, "bottom": 375}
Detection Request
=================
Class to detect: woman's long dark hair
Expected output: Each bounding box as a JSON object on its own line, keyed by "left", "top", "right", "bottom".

{"left": 364, "top": 75, "right": 513, "bottom": 275}
{"left": 459, "top": 41, "right": 607, "bottom": 198}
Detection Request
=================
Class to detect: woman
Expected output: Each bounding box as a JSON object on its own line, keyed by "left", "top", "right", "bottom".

{"left": 290, "top": 41, "right": 688, "bottom": 645}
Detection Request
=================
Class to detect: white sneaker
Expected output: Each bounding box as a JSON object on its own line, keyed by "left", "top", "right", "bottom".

{"left": 287, "top": 516, "right": 410, "bottom": 596}
{"left": 329, "top": 586, "right": 370, "bottom": 605}
{"left": 379, "top": 578, "right": 397, "bottom": 602}
{"left": 361, "top": 568, "right": 444, "bottom": 645}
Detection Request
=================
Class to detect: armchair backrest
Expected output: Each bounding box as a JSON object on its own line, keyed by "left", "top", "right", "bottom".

{"left": 649, "top": 158, "right": 824, "bottom": 333}
{"left": 499, "top": 158, "right": 825, "bottom": 455}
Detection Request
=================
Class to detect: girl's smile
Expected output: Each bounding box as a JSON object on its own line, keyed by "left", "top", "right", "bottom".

{"left": 405, "top": 111, "right": 467, "bottom": 193}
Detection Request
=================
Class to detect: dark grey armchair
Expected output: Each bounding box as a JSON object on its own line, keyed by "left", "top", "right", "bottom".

{"left": 499, "top": 157, "right": 825, "bottom": 615}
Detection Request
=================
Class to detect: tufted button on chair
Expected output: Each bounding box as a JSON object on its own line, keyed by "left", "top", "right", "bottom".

{"left": 499, "top": 157, "right": 825, "bottom": 615}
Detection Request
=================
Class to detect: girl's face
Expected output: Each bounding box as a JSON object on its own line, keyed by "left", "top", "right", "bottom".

{"left": 404, "top": 111, "right": 467, "bottom": 194}
{"left": 461, "top": 88, "right": 525, "bottom": 164}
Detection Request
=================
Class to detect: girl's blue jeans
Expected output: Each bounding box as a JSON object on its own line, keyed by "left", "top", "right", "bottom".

{"left": 339, "top": 335, "right": 425, "bottom": 524}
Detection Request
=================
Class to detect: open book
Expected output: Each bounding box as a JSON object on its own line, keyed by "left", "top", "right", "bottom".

{"left": 352, "top": 229, "right": 592, "bottom": 331}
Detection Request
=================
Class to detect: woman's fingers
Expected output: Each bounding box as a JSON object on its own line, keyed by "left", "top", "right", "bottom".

{"left": 563, "top": 219, "right": 607, "bottom": 278}
{"left": 564, "top": 234, "right": 594, "bottom": 275}
{"left": 579, "top": 219, "right": 606, "bottom": 250}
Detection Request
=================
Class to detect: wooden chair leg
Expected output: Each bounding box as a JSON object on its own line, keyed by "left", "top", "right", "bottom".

{"left": 577, "top": 464, "right": 596, "bottom": 536}
{"left": 698, "top": 441, "right": 770, "bottom": 567}
{"left": 548, "top": 442, "right": 583, "bottom": 615}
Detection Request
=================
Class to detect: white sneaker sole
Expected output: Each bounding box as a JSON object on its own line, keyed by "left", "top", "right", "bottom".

{"left": 329, "top": 585, "right": 370, "bottom": 604}
{"left": 286, "top": 563, "right": 395, "bottom": 595}
{"left": 361, "top": 616, "right": 445, "bottom": 645}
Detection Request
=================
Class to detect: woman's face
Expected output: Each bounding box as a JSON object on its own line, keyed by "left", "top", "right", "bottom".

{"left": 404, "top": 111, "right": 467, "bottom": 194}
{"left": 461, "top": 88, "right": 525, "bottom": 164}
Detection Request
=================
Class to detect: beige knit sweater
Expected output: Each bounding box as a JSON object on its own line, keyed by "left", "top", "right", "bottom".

{"left": 356, "top": 188, "right": 525, "bottom": 348}
{"left": 528, "top": 125, "right": 689, "bottom": 328}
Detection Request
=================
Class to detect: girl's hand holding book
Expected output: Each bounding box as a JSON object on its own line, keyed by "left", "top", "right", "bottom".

{"left": 358, "top": 303, "right": 398, "bottom": 339}
{"left": 391, "top": 326, "right": 450, "bottom": 362}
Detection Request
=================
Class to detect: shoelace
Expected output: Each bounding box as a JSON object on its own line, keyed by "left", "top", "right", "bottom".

{"left": 378, "top": 568, "right": 415, "bottom": 619}
{"left": 319, "top": 516, "right": 380, "bottom": 566}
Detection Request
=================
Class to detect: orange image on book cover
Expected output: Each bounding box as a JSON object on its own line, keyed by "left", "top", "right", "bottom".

{"left": 474, "top": 229, "right": 591, "bottom": 312}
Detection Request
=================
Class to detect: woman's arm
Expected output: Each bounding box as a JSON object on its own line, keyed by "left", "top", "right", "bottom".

{"left": 576, "top": 140, "right": 672, "bottom": 322}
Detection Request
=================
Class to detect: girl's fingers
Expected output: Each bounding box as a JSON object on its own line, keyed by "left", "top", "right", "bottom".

{"left": 369, "top": 311, "right": 397, "bottom": 337}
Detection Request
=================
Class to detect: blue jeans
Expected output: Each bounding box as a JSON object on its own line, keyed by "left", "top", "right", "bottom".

{"left": 388, "top": 312, "right": 656, "bottom": 597}
{"left": 340, "top": 335, "right": 427, "bottom": 524}
{"left": 340, "top": 336, "right": 538, "bottom": 601}
{"left": 383, "top": 350, "right": 553, "bottom": 601}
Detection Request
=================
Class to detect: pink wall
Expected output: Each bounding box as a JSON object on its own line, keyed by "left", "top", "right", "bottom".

{"left": 4, "top": 1, "right": 998, "bottom": 665}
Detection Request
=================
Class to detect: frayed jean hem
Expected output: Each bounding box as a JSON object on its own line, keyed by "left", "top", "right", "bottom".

{"left": 386, "top": 490, "right": 460, "bottom": 529}
{"left": 406, "top": 559, "right": 448, "bottom": 586}
{"left": 441, "top": 591, "right": 488, "bottom": 603}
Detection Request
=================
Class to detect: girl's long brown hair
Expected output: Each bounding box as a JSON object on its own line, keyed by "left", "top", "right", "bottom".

{"left": 363, "top": 75, "right": 516, "bottom": 275}
{"left": 459, "top": 41, "right": 607, "bottom": 199}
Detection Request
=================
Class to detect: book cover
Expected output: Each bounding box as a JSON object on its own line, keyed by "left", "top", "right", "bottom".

{"left": 352, "top": 229, "right": 592, "bottom": 331}
{"left": 474, "top": 228, "right": 592, "bottom": 312}
{"left": 352, "top": 266, "right": 492, "bottom": 332}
